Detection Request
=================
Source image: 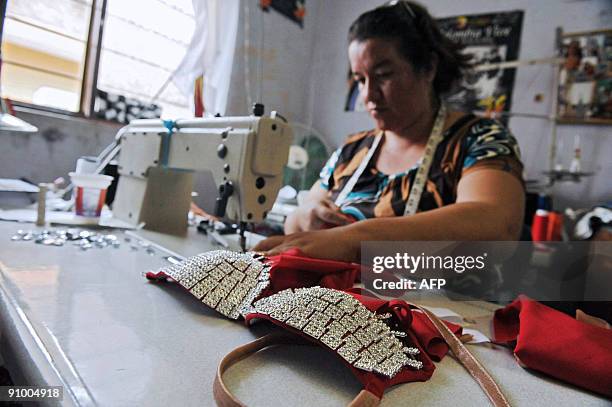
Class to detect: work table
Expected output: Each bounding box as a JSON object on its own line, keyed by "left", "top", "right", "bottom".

{"left": 0, "top": 221, "right": 608, "bottom": 406}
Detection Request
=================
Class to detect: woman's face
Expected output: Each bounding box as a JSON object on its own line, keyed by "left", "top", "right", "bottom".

{"left": 348, "top": 38, "right": 434, "bottom": 133}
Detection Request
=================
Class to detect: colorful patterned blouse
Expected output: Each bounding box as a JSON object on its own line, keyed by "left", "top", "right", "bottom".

{"left": 319, "top": 115, "right": 523, "bottom": 221}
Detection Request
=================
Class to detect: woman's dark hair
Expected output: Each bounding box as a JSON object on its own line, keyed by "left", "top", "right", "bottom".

{"left": 348, "top": 1, "right": 471, "bottom": 95}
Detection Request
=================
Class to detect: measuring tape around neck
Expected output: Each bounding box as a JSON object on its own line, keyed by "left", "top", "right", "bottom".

{"left": 334, "top": 103, "right": 447, "bottom": 216}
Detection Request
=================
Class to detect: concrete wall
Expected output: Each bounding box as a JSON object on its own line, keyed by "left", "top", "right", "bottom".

{"left": 308, "top": 0, "right": 612, "bottom": 211}
{"left": 0, "top": 108, "right": 121, "bottom": 183}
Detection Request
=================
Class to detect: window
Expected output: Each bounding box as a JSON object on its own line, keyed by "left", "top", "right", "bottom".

{"left": 1, "top": 0, "right": 195, "bottom": 119}
{"left": 98, "top": 0, "right": 195, "bottom": 119}
{"left": 1, "top": 0, "right": 92, "bottom": 112}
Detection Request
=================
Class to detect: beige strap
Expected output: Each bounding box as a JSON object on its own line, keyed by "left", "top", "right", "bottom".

{"left": 415, "top": 305, "right": 511, "bottom": 407}
{"left": 347, "top": 390, "right": 381, "bottom": 407}
{"left": 576, "top": 309, "right": 611, "bottom": 329}
{"left": 213, "top": 332, "right": 381, "bottom": 407}
{"left": 214, "top": 309, "right": 510, "bottom": 407}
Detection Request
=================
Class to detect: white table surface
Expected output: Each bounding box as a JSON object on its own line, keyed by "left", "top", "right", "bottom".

{"left": 0, "top": 221, "right": 608, "bottom": 406}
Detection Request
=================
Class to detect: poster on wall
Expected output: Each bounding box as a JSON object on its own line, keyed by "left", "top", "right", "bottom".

{"left": 260, "top": 0, "right": 306, "bottom": 28}
{"left": 344, "top": 10, "right": 524, "bottom": 116}
{"left": 438, "top": 11, "right": 524, "bottom": 117}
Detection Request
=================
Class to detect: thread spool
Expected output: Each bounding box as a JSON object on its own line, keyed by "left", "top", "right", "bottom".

{"left": 532, "top": 209, "right": 550, "bottom": 242}
{"left": 547, "top": 211, "right": 564, "bottom": 241}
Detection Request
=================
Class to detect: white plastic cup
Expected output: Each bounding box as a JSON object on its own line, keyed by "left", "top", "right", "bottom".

{"left": 75, "top": 156, "right": 99, "bottom": 174}
{"left": 69, "top": 172, "right": 113, "bottom": 217}
{"left": 72, "top": 156, "right": 100, "bottom": 202}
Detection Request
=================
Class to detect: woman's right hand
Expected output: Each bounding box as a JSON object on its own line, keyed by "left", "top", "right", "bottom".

{"left": 292, "top": 198, "right": 352, "bottom": 232}
{"left": 284, "top": 182, "right": 352, "bottom": 234}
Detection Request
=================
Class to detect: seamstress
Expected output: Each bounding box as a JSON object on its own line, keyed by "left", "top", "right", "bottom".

{"left": 254, "top": 1, "right": 525, "bottom": 262}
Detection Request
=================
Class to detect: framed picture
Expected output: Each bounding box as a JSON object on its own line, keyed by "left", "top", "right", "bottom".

{"left": 437, "top": 11, "right": 524, "bottom": 120}
{"left": 557, "top": 29, "right": 612, "bottom": 124}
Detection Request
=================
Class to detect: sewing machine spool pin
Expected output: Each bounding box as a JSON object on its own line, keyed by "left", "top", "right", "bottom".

{"left": 239, "top": 221, "right": 247, "bottom": 252}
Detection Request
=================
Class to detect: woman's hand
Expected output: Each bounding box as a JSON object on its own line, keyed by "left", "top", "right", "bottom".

{"left": 289, "top": 198, "right": 352, "bottom": 233}
{"left": 284, "top": 182, "right": 352, "bottom": 234}
{"left": 253, "top": 226, "right": 361, "bottom": 262}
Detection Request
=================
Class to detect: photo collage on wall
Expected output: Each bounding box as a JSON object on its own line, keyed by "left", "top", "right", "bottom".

{"left": 557, "top": 29, "right": 612, "bottom": 124}
{"left": 345, "top": 10, "right": 525, "bottom": 120}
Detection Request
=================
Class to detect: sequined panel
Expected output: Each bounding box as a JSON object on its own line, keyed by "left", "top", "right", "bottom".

{"left": 155, "top": 250, "right": 271, "bottom": 320}
{"left": 252, "top": 287, "right": 423, "bottom": 378}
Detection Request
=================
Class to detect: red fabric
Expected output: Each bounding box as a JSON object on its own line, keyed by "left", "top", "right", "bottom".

{"left": 245, "top": 289, "right": 462, "bottom": 398}
{"left": 493, "top": 296, "right": 612, "bottom": 397}
{"left": 262, "top": 248, "right": 360, "bottom": 295}
{"left": 410, "top": 311, "right": 461, "bottom": 362}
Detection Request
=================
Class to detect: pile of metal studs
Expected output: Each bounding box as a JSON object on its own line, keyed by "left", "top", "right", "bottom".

{"left": 10, "top": 229, "right": 121, "bottom": 251}
{"left": 10, "top": 229, "right": 158, "bottom": 254}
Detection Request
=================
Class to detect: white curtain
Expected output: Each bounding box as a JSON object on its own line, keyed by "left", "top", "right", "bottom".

{"left": 172, "top": 0, "right": 240, "bottom": 116}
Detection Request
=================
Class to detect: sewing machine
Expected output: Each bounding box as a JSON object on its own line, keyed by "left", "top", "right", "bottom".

{"left": 112, "top": 110, "right": 293, "bottom": 250}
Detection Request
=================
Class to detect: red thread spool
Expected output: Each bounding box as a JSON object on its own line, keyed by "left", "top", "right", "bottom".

{"left": 532, "top": 209, "right": 550, "bottom": 242}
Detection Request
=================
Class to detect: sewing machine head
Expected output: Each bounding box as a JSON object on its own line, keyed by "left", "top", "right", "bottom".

{"left": 112, "top": 112, "right": 293, "bottom": 237}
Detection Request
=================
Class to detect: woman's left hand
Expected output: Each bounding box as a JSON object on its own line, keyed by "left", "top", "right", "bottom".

{"left": 252, "top": 227, "right": 361, "bottom": 262}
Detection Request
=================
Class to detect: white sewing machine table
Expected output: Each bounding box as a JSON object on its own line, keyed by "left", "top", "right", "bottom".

{"left": 0, "top": 221, "right": 608, "bottom": 406}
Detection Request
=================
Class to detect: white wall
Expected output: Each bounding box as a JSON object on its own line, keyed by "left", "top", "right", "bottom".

{"left": 225, "top": 1, "right": 322, "bottom": 124}
{"left": 308, "top": 0, "right": 612, "bottom": 210}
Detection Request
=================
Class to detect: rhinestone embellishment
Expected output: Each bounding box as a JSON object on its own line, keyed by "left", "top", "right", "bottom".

{"left": 252, "top": 287, "right": 422, "bottom": 377}
{"left": 154, "top": 250, "right": 271, "bottom": 320}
